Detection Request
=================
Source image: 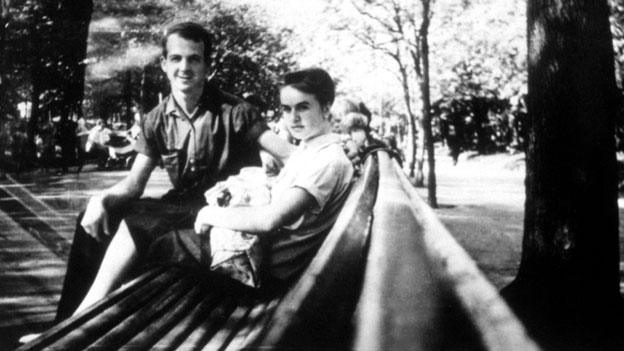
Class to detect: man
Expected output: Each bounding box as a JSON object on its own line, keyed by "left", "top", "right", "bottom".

{"left": 54, "top": 22, "right": 293, "bottom": 321}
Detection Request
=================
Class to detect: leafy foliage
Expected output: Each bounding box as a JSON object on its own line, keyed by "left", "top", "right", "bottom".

{"left": 0, "top": 0, "right": 294, "bottom": 127}
{"left": 84, "top": 0, "right": 295, "bottom": 122}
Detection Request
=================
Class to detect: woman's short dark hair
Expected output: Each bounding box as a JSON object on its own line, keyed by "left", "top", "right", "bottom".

{"left": 280, "top": 68, "right": 335, "bottom": 107}
{"left": 162, "top": 22, "right": 212, "bottom": 62}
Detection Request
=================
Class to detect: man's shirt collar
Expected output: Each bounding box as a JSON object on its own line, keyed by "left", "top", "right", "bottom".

{"left": 164, "top": 81, "right": 223, "bottom": 119}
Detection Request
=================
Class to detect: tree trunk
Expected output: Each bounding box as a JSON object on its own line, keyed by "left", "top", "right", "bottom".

{"left": 0, "top": 0, "right": 8, "bottom": 118}
{"left": 396, "top": 61, "right": 418, "bottom": 178}
{"left": 420, "top": 26, "right": 437, "bottom": 208}
{"left": 58, "top": 0, "right": 93, "bottom": 120}
{"left": 414, "top": 121, "right": 425, "bottom": 186}
{"left": 472, "top": 97, "right": 489, "bottom": 154}
{"left": 407, "top": 114, "right": 418, "bottom": 178}
{"left": 27, "top": 12, "right": 41, "bottom": 156}
{"left": 502, "top": 0, "right": 621, "bottom": 348}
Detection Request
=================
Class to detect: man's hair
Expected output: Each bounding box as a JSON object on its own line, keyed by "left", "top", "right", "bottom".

{"left": 280, "top": 68, "right": 335, "bottom": 107}
{"left": 162, "top": 22, "right": 212, "bottom": 61}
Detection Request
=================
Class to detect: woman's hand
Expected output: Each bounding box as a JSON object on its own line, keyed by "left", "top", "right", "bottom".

{"left": 194, "top": 205, "right": 213, "bottom": 234}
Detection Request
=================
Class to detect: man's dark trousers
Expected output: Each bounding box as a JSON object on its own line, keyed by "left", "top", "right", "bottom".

{"left": 54, "top": 197, "right": 202, "bottom": 322}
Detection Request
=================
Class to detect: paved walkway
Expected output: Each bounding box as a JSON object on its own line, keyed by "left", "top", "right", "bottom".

{"left": 0, "top": 166, "right": 170, "bottom": 350}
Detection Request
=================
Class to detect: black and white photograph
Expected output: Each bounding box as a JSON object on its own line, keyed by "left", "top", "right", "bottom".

{"left": 0, "top": 0, "right": 622, "bottom": 350}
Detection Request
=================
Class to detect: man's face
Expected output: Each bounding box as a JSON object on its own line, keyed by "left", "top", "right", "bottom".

{"left": 161, "top": 33, "right": 208, "bottom": 96}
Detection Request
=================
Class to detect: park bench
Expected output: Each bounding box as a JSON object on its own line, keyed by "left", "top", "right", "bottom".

{"left": 17, "top": 151, "right": 539, "bottom": 351}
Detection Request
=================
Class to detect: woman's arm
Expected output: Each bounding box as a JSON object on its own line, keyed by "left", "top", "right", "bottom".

{"left": 194, "top": 187, "right": 316, "bottom": 235}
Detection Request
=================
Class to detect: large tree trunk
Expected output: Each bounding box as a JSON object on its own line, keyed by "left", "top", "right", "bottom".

{"left": 502, "top": 0, "right": 621, "bottom": 349}
{"left": 0, "top": 0, "right": 9, "bottom": 118}
{"left": 472, "top": 97, "right": 489, "bottom": 154}
{"left": 27, "top": 12, "right": 42, "bottom": 157}
{"left": 58, "top": 0, "right": 93, "bottom": 121}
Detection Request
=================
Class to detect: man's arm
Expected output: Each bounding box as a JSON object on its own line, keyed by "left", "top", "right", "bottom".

{"left": 81, "top": 153, "right": 156, "bottom": 240}
{"left": 256, "top": 130, "right": 296, "bottom": 164}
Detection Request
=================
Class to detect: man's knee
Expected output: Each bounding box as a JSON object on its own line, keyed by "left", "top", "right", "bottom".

{"left": 69, "top": 210, "right": 110, "bottom": 260}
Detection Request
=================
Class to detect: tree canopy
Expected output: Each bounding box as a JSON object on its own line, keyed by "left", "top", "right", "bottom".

{"left": 0, "top": 0, "right": 295, "bottom": 138}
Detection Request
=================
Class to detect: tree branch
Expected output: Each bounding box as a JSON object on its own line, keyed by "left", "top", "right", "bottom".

{"left": 350, "top": 0, "right": 400, "bottom": 35}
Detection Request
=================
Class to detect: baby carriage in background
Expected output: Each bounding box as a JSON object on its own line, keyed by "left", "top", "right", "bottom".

{"left": 103, "top": 130, "right": 137, "bottom": 170}
{"left": 84, "top": 120, "right": 137, "bottom": 170}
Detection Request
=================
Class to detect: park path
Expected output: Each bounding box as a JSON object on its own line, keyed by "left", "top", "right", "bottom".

{"left": 415, "top": 152, "right": 526, "bottom": 289}
{"left": 0, "top": 167, "right": 170, "bottom": 350}
{"left": 416, "top": 150, "right": 624, "bottom": 293}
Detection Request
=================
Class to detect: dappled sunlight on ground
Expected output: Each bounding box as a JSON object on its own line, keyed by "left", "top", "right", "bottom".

{"left": 415, "top": 150, "right": 525, "bottom": 289}
{"left": 0, "top": 166, "right": 173, "bottom": 349}
{"left": 417, "top": 149, "right": 624, "bottom": 295}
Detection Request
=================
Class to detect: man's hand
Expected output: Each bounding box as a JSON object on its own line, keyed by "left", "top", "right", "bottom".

{"left": 194, "top": 205, "right": 213, "bottom": 234}
{"left": 80, "top": 196, "right": 111, "bottom": 241}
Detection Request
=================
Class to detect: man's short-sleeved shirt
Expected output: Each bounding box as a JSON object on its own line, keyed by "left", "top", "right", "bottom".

{"left": 135, "top": 82, "right": 269, "bottom": 194}
{"left": 267, "top": 133, "right": 354, "bottom": 280}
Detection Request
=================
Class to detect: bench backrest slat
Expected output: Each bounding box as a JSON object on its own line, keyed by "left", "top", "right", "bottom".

{"left": 354, "top": 151, "right": 539, "bottom": 351}
{"left": 354, "top": 151, "right": 448, "bottom": 351}
{"left": 390, "top": 155, "right": 540, "bottom": 351}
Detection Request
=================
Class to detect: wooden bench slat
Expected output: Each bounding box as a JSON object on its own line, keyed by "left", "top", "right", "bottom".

{"left": 190, "top": 301, "right": 252, "bottom": 350}
{"left": 120, "top": 283, "right": 207, "bottom": 350}
{"left": 15, "top": 267, "right": 166, "bottom": 351}
{"left": 354, "top": 151, "right": 447, "bottom": 351}
{"left": 221, "top": 298, "right": 279, "bottom": 351}
{"left": 45, "top": 268, "right": 183, "bottom": 351}
{"left": 391, "top": 156, "right": 540, "bottom": 351}
{"left": 83, "top": 271, "right": 195, "bottom": 350}
{"left": 148, "top": 289, "right": 234, "bottom": 351}
{"left": 236, "top": 297, "right": 282, "bottom": 349}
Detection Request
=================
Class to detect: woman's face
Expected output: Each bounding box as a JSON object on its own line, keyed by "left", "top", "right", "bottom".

{"left": 280, "top": 86, "right": 330, "bottom": 142}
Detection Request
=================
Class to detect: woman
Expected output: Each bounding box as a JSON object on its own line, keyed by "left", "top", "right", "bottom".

{"left": 74, "top": 68, "right": 354, "bottom": 314}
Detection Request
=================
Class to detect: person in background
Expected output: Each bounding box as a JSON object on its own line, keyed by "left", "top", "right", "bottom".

{"left": 84, "top": 118, "right": 113, "bottom": 170}
{"left": 56, "top": 116, "right": 78, "bottom": 174}
{"left": 75, "top": 116, "right": 90, "bottom": 173}
{"left": 72, "top": 67, "right": 354, "bottom": 314}
{"left": 342, "top": 111, "right": 403, "bottom": 167}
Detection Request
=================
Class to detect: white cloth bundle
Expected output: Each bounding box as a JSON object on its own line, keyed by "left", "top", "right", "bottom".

{"left": 203, "top": 167, "right": 271, "bottom": 288}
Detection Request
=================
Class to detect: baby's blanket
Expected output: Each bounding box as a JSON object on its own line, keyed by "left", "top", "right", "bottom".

{"left": 204, "top": 167, "right": 271, "bottom": 288}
